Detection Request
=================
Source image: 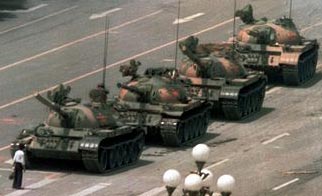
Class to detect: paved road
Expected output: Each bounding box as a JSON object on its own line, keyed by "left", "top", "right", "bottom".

{"left": 0, "top": 0, "right": 321, "bottom": 195}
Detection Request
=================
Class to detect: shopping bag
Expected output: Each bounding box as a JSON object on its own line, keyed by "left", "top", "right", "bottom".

{"left": 8, "top": 167, "right": 15, "bottom": 180}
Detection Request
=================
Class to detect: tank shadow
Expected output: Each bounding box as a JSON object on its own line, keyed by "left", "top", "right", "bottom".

{"left": 145, "top": 132, "right": 220, "bottom": 149}
{"left": 0, "top": 12, "right": 16, "bottom": 21}
{"left": 25, "top": 158, "right": 153, "bottom": 176}
{"left": 212, "top": 107, "right": 275, "bottom": 123}
{"left": 235, "top": 107, "right": 275, "bottom": 124}
{"left": 286, "top": 71, "right": 322, "bottom": 89}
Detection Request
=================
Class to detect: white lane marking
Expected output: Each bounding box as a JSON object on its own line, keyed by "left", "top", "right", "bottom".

{"left": 5, "top": 159, "right": 13, "bottom": 165}
{"left": 4, "top": 177, "right": 60, "bottom": 196}
{"left": 0, "top": 4, "right": 48, "bottom": 13}
{"left": 262, "top": 133, "right": 290, "bottom": 145}
{"left": 173, "top": 12, "right": 205, "bottom": 24}
{"left": 0, "top": 145, "right": 10, "bottom": 151}
{"left": 162, "top": 59, "right": 174, "bottom": 62}
{"left": 0, "top": 17, "right": 234, "bottom": 111}
{"left": 0, "top": 168, "right": 64, "bottom": 175}
{"left": 301, "top": 21, "right": 322, "bottom": 32}
{"left": 138, "top": 186, "right": 165, "bottom": 196}
{"left": 89, "top": 8, "right": 122, "bottom": 20}
{"left": 0, "top": 10, "right": 162, "bottom": 72}
{"left": 266, "top": 87, "right": 281, "bottom": 95}
{"left": 272, "top": 178, "right": 299, "bottom": 191}
{"left": 0, "top": 6, "right": 78, "bottom": 36}
{"left": 70, "top": 183, "right": 111, "bottom": 196}
{"left": 206, "top": 159, "right": 230, "bottom": 170}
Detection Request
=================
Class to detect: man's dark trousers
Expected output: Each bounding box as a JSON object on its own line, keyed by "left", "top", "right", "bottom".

{"left": 12, "top": 162, "right": 23, "bottom": 189}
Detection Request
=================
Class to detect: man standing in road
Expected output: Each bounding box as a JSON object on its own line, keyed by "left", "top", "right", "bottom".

{"left": 12, "top": 144, "right": 25, "bottom": 189}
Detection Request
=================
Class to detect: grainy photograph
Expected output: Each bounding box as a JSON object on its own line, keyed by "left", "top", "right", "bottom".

{"left": 0, "top": 0, "right": 321, "bottom": 195}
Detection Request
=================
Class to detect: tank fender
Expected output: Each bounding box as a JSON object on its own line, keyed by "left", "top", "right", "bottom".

{"left": 79, "top": 136, "right": 101, "bottom": 152}
{"left": 280, "top": 52, "right": 300, "bottom": 66}
{"left": 219, "top": 86, "right": 241, "bottom": 100}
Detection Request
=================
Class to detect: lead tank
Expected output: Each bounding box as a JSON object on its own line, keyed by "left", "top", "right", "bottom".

{"left": 235, "top": 4, "right": 319, "bottom": 85}
{"left": 10, "top": 84, "right": 144, "bottom": 173}
{"left": 178, "top": 36, "right": 267, "bottom": 120}
{"left": 116, "top": 60, "right": 211, "bottom": 146}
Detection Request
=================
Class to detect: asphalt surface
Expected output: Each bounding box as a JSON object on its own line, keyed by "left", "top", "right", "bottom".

{"left": 0, "top": 0, "right": 322, "bottom": 195}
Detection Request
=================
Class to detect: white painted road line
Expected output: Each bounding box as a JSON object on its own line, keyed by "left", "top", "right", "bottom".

{"left": 0, "top": 17, "right": 233, "bottom": 112}
{"left": 70, "top": 183, "right": 111, "bottom": 196}
{"left": 206, "top": 159, "right": 230, "bottom": 170}
{"left": 4, "top": 177, "right": 60, "bottom": 196}
{"left": 138, "top": 186, "right": 165, "bottom": 196}
{"left": 0, "top": 6, "right": 78, "bottom": 36}
{"left": 89, "top": 8, "right": 122, "bottom": 20}
{"left": 262, "top": 133, "right": 290, "bottom": 145}
{"left": 0, "top": 10, "right": 162, "bottom": 73}
{"left": 0, "top": 4, "right": 48, "bottom": 13}
{"left": 301, "top": 21, "right": 322, "bottom": 32}
{"left": 0, "top": 168, "right": 64, "bottom": 175}
{"left": 162, "top": 58, "right": 174, "bottom": 62}
{"left": 173, "top": 12, "right": 205, "bottom": 24}
{"left": 266, "top": 87, "right": 281, "bottom": 95}
{"left": 5, "top": 159, "right": 13, "bottom": 165}
{"left": 0, "top": 145, "right": 10, "bottom": 151}
{"left": 272, "top": 178, "right": 299, "bottom": 191}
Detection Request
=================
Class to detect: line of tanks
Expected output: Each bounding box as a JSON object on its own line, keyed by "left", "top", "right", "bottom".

{"left": 10, "top": 4, "right": 319, "bottom": 173}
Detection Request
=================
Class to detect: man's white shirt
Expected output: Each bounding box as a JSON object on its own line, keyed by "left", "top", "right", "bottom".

{"left": 13, "top": 150, "right": 25, "bottom": 165}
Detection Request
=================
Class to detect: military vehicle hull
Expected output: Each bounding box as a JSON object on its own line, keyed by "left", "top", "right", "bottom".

{"left": 235, "top": 4, "right": 320, "bottom": 85}
{"left": 180, "top": 60, "right": 266, "bottom": 120}
{"left": 117, "top": 99, "right": 211, "bottom": 146}
{"left": 10, "top": 124, "right": 144, "bottom": 173}
{"left": 10, "top": 86, "right": 146, "bottom": 173}
{"left": 178, "top": 38, "right": 267, "bottom": 120}
{"left": 237, "top": 40, "right": 319, "bottom": 85}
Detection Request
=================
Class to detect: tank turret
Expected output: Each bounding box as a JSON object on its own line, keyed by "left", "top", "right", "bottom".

{"left": 235, "top": 4, "right": 319, "bottom": 85}
{"left": 11, "top": 84, "right": 144, "bottom": 173}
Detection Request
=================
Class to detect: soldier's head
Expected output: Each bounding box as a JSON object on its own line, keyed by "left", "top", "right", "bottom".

{"left": 235, "top": 4, "right": 255, "bottom": 24}
{"left": 97, "top": 83, "right": 105, "bottom": 89}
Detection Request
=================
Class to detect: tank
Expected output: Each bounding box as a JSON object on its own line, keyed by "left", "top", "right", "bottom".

{"left": 234, "top": 4, "right": 319, "bottom": 85}
{"left": 178, "top": 36, "right": 267, "bottom": 120}
{"left": 116, "top": 60, "right": 212, "bottom": 146}
{"left": 10, "top": 84, "right": 145, "bottom": 173}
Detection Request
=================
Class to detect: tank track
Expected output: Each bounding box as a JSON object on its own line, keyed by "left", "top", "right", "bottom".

{"left": 160, "top": 105, "right": 210, "bottom": 146}
{"left": 81, "top": 131, "right": 144, "bottom": 173}
{"left": 221, "top": 78, "right": 266, "bottom": 120}
{"left": 282, "top": 47, "right": 318, "bottom": 85}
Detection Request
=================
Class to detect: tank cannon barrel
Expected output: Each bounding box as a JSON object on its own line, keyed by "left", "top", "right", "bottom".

{"left": 34, "top": 93, "right": 69, "bottom": 119}
{"left": 117, "top": 83, "right": 145, "bottom": 97}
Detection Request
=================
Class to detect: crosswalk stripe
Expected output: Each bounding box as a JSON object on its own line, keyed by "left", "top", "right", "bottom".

{"left": 69, "top": 183, "right": 111, "bottom": 196}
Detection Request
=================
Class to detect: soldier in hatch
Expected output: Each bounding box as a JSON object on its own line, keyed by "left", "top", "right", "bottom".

{"left": 119, "top": 59, "right": 141, "bottom": 80}
{"left": 89, "top": 83, "right": 109, "bottom": 106}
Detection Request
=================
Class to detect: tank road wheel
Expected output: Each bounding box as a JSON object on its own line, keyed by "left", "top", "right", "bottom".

{"left": 177, "top": 123, "right": 185, "bottom": 144}
{"left": 200, "top": 112, "right": 209, "bottom": 135}
{"left": 183, "top": 122, "right": 189, "bottom": 142}
{"left": 115, "top": 146, "right": 123, "bottom": 167}
{"left": 196, "top": 116, "right": 203, "bottom": 136}
{"left": 99, "top": 149, "right": 108, "bottom": 171}
{"left": 123, "top": 144, "right": 130, "bottom": 165}
{"left": 107, "top": 149, "right": 117, "bottom": 169}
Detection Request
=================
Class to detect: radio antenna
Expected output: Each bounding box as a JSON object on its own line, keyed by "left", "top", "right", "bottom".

{"left": 102, "top": 16, "right": 110, "bottom": 87}
{"left": 174, "top": 0, "right": 181, "bottom": 69}
{"left": 232, "top": 0, "right": 237, "bottom": 50}
{"left": 289, "top": 0, "right": 293, "bottom": 19}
